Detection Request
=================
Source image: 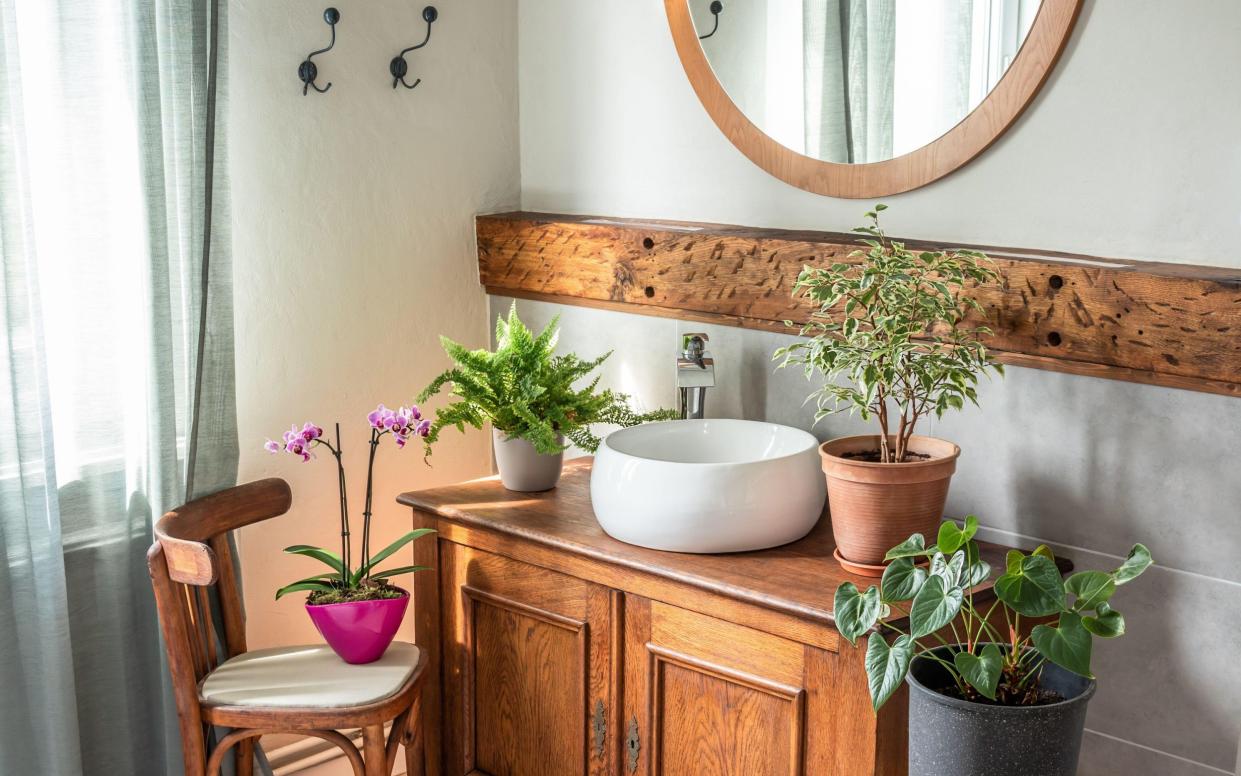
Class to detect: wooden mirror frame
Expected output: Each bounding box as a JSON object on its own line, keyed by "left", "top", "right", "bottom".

{"left": 665, "top": 0, "right": 1083, "bottom": 198}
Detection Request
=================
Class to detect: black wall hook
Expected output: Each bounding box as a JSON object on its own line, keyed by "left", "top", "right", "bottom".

{"left": 390, "top": 6, "right": 438, "bottom": 90}
{"left": 299, "top": 7, "right": 340, "bottom": 95}
{"left": 698, "top": 1, "right": 723, "bottom": 39}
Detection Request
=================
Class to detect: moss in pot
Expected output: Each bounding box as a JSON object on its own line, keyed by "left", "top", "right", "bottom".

{"left": 418, "top": 302, "right": 677, "bottom": 492}
{"left": 775, "top": 205, "right": 1003, "bottom": 575}
{"left": 834, "top": 518, "right": 1152, "bottom": 776}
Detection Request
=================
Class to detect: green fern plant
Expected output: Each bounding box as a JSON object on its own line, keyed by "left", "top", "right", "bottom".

{"left": 418, "top": 302, "right": 676, "bottom": 456}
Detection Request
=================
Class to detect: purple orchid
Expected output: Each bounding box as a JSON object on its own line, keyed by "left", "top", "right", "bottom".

{"left": 263, "top": 401, "right": 433, "bottom": 594}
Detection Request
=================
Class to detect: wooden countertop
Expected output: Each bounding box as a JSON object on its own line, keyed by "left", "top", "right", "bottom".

{"left": 398, "top": 458, "right": 1062, "bottom": 629}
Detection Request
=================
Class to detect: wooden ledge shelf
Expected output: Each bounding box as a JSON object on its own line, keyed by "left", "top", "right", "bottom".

{"left": 477, "top": 211, "right": 1241, "bottom": 398}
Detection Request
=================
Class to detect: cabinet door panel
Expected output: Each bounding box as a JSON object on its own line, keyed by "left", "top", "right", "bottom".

{"left": 442, "top": 543, "right": 613, "bottom": 776}
{"left": 626, "top": 598, "right": 806, "bottom": 776}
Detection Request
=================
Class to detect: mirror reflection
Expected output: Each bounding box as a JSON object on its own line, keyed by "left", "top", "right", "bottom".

{"left": 692, "top": 0, "right": 1041, "bottom": 163}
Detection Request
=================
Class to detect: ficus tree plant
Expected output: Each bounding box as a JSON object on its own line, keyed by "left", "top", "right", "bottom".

{"left": 265, "top": 406, "right": 436, "bottom": 604}
{"left": 418, "top": 302, "right": 676, "bottom": 457}
{"left": 834, "top": 517, "right": 1152, "bottom": 710}
{"left": 775, "top": 205, "right": 1003, "bottom": 463}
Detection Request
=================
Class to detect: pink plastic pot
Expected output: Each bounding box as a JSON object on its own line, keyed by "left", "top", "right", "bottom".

{"left": 305, "top": 588, "right": 409, "bottom": 664}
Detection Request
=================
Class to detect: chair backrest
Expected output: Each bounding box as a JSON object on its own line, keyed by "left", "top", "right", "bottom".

{"left": 147, "top": 478, "right": 292, "bottom": 771}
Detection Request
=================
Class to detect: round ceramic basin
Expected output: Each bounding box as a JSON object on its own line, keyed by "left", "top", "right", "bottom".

{"left": 590, "top": 419, "right": 826, "bottom": 553}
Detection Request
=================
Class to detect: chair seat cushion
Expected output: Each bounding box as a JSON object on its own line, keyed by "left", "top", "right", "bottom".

{"left": 200, "top": 642, "right": 419, "bottom": 709}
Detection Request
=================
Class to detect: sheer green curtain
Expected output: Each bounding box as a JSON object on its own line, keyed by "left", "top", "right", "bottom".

{"left": 803, "top": 0, "right": 896, "bottom": 163}
{"left": 0, "top": 0, "right": 237, "bottom": 773}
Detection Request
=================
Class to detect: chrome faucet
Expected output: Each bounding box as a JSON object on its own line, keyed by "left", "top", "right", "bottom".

{"left": 676, "top": 333, "right": 715, "bottom": 419}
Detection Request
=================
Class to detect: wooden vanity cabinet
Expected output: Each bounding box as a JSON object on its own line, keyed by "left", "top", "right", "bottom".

{"left": 401, "top": 460, "right": 1017, "bottom": 776}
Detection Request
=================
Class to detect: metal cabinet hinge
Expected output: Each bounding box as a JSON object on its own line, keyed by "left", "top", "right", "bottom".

{"left": 625, "top": 716, "right": 640, "bottom": 773}
{"left": 591, "top": 699, "right": 607, "bottom": 758}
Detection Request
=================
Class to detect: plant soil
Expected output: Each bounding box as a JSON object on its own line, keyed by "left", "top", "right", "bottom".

{"left": 841, "top": 449, "right": 932, "bottom": 463}
{"left": 935, "top": 683, "right": 1066, "bottom": 707}
{"left": 307, "top": 582, "right": 405, "bottom": 606}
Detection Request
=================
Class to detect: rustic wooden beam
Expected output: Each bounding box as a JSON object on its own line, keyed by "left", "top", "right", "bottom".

{"left": 477, "top": 212, "right": 1241, "bottom": 398}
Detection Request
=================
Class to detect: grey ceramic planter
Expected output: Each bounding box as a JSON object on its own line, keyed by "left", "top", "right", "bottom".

{"left": 492, "top": 429, "right": 564, "bottom": 492}
{"left": 907, "top": 644, "right": 1096, "bottom": 776}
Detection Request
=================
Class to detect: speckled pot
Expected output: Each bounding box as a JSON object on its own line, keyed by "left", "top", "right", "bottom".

{"left": 907, "top": 644, "right": 1096, "bottom": 776}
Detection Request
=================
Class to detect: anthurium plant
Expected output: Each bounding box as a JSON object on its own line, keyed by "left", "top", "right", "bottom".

{"left": 418, "top": 302, "right": 676, "bottom": 457}
{"left": 775, "top": 205, "right": 1003, "bottom": 463}
{"left": 265, "top": 405, "right": 436, "bottom": 604}
{"left": 834, "top": 517, "right": 1152, "bottom": 710}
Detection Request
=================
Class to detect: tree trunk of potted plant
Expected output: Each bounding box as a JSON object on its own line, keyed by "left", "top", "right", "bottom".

{"left": 492, "top": 428, "right": 564, "bottom": 492}
{"left": 821, "top": 434, "right": 959, "bottom": 574}
{"left": 906, "top": 644, "right": 1096, "bottom": 776}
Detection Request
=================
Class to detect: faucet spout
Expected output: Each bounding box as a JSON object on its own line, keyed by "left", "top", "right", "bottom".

{"left": 676, "top": 333, "right": 715, "bottom": 420}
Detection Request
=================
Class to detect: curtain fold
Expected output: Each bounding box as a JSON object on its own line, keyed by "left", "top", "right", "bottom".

{"left": 0, "top": 0, "right": 236, "bottom": 773}
{"left": 803, "top": 0, "right": 896, "bottom": 163}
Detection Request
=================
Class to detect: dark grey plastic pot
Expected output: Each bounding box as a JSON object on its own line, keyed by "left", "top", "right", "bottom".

{"left": 492, "top": 429, "right": 563, "bottom": 492}
{"left": 907, "top": 644, "right": 1096, "bottom": 776}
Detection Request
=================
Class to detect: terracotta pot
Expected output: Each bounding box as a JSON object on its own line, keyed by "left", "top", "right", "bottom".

{"left": 820, "top": 435, "right": 960, "bottom": 574}
{"left": 305, "top": 588, "right": 409, "bottom": 664}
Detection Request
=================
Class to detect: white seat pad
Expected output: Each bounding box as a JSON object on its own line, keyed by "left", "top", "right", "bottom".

{"left": 200, "top": 642, "right": 419, "bottom": 709}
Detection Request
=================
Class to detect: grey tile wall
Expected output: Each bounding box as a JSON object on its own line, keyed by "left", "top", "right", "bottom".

{"left": 492, "top": 294, "right": 1241, "bottom": 776}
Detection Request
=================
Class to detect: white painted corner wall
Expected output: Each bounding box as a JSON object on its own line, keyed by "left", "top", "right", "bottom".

{"left": 227, "top": 0, "right": 518, "bottom": 752}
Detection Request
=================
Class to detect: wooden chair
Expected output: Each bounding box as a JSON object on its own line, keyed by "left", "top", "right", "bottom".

{"left": 147, "top": 478, "right": 427, "bottom": 776}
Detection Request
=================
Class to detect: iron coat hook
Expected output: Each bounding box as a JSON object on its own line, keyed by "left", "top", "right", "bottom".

{"left": 390, "top": 6, "right": 439, "bottom": 90}
{"left": 698, "top": 1, "right": 723, "bottom": 39}
{"left": 299, "top": 7, "right": 340, "bottom": 95}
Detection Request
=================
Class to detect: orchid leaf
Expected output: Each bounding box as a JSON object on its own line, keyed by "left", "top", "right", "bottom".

{"left": 284, "top": 545, "right": 345, "bottom": 576}
{"left": 368, "top": 564, "right": 431, "bottom": 581}
{"left": 275, "top": 577, "right": 337, "bottom": 600}
{"left": 352, "top": 529, "right": 437, "bottom": 585}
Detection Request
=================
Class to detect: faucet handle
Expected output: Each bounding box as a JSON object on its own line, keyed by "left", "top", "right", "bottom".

{"left": 681, "top": 332, "right": 709, "bottom": 353}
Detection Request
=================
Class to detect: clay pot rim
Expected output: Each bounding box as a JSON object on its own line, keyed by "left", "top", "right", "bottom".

{"left": 907, "top": 643, "right": 1097, "bottom": 713}
{"left": 819, "top": 434, "right": 961, "bottom": 468}
{"left": 304, "top": 585, "right": 410, "bottom": 608}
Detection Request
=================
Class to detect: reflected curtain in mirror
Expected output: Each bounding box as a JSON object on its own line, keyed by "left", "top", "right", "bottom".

{"left": 0, "top": 0, "right": 238, "bottom": 773}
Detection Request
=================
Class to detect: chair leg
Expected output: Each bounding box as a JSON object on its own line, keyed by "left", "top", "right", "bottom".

{"left": 404, "top": 694, "right": 425, "bottom": 776}
{"left": 363, "top": 724, "right": 388, "bottom": 776}
{"left": 236, "top": 738, "right": 254, "bottom": 776}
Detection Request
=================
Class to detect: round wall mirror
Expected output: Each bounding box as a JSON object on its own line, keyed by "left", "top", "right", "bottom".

{"left": 666, "top": 0, "right": 1082, "bottom": 197}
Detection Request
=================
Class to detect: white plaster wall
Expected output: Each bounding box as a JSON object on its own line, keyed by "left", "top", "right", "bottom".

{"left": 514, "top": 1, "right": 1241, "bottom": 774}
{"left": 229, "top": 0, "right": 518, "bottom": 661}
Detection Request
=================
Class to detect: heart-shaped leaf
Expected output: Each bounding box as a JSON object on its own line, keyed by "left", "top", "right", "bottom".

{"left": 995, "top": 554, "right": 1066, "bottom": 617}
{"left": 953, "top": 643, "right": 1003, "bottom": 700}
{"left": 1031, "top": 612, "right": 1094, "bottom": 678}
{"left": 865, "top": 634, "right": 914, "bottom": 711}
{"left": 909, "top": 575, "right": 964, "bottom": 638}
{"left": 1114, "top": 544, "right": 1152, "bottom": 585}
{"left": 936, "top": 515, "right": 979, "bottom": 555}
{"left": 930, "top": 549, "right": 966, "bottom": 587}
{"left": 1082, "top": 602, "right": 1126, "bottom": 638}
{"left": 1032, "top": 544, "right": 1056, "bottom": 563}
{"left": 880, "top": 556, "right": 927, "bottom": 602}
{"left": 884, "top": 533, "right": 929, "bottom": 562}
{"left": 1066, "top": 571, "right": 1116, "bottom": 612}
{"left": 835, "top": 582, "right": 882, "bottom": 645}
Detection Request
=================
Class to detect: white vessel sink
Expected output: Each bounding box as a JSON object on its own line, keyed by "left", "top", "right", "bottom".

{"left": 590, "top": 419, "right": 826, "bottom": 553}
